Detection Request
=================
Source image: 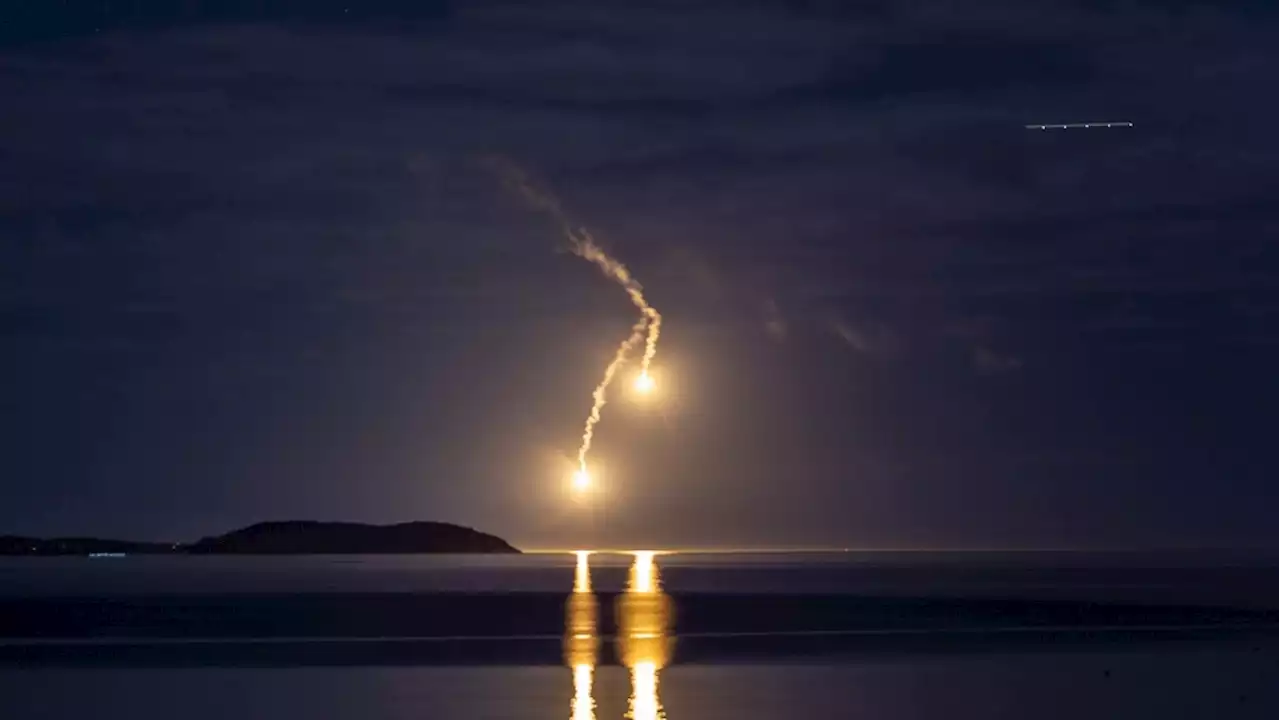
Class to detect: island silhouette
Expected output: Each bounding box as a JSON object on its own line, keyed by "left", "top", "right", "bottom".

{"left": 0, "top": 520, "right": 519, "bottom": 555}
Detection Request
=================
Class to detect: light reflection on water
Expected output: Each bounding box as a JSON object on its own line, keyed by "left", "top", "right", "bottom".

{"left": 564, "top": 551, "right": 675, "bottom": 720}
{"left": 565, "top": 552, "right": 600, "bottom": 720}
{"left": 570, "top": 663, "right": 596, "bottom": 720}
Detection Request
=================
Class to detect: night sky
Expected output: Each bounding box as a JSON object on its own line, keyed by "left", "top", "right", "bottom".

{"left": 1, "top": 1, "right": 1273, "bottom": 549}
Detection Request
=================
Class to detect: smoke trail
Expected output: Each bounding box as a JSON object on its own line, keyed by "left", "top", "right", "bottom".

{"left": 485, "top": 157, "right": 664, "bottom": 475}
{"left": 570, "top": 229, "right": 662, "bottom": 380}
{"left": 486, "top": 156, "right": 662, "bottom": 376}
{"left": 577, "top": 316, "right": 647, "bottom": 473}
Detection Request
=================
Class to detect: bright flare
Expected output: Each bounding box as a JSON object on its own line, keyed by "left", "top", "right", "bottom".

{"left": 487, "top": 158, "right": 665, "bottom": 482}
{"left": 572, "top": 468, "right": 592, "bottom": 492}
{"left": 633, "top": 372, "right": 655, "bottom": 394}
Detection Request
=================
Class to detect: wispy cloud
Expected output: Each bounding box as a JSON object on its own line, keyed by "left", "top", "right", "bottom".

{"left": 830, "top": 317, "right": 900, "bottom": 359}
{"left": 762, "top": 299, "right": 787, "bottom": 341}
{"left": 971, "top": 345, "right": 1024, "bottom": 374}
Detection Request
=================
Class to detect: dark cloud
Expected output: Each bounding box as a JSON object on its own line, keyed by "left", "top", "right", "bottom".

{"left": 773, "top": 35, "right": 1093, "bottom": 107}
{"left": 0, "top": 0, "right": 1272, "bottom": 546}
{"left": 971, "top": 345, "right": 1024, "bottom": 374}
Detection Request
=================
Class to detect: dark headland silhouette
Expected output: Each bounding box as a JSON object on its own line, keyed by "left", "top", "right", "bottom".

{"left": 0, "top": 521, "right": 520, "bottom": 555}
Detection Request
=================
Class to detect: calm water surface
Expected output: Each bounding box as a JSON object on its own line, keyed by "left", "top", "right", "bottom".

{"left": 2, "top": 650, "right": 1272, "bottom": 720}
{"left": 0, "top": 552, "right": 1272, "bottom": 719}
{"left": 0, "top": 550, "right": 1271, "bottom": 602}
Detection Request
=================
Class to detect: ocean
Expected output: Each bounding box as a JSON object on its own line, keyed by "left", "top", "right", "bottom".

{"left": 0, "top": 551, "right": 1273, "bottom": 719}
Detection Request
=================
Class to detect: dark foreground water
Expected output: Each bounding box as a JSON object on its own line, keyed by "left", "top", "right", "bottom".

{"left": 0, "top": 552, "right": 1273, "bottom": 719}
{"left": 3, "top": 649, "right": 1274, "bottom": 720}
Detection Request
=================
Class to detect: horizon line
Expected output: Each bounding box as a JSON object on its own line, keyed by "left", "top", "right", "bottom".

{"left": 519, "top": 545, "right": 1274, "bottom": 555}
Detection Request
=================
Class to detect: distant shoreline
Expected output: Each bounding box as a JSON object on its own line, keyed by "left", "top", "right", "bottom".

{"left": 0, "top": 520, "right": 520, "bottom": 556}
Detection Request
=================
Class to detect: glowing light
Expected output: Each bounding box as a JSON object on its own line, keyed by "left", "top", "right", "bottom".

{"left": 565, "top": 551, "right": 599, "bottom": 720}
{"left": 628, "top": 661, "right": 659, "bottom": 720}
{"left": 574, "top": 551, "right": 592, "bottom": 593}
{"left": 631, "top": 551, "right": 656, "bottom": 593}
{"left": 617, "top": 552, "right": 671, "bottom": 720}
{"left": 571, "top": 664, "right": 596, "bottom": 720}
{"left": 486, "top": 159, "right": 664, "bottom": 487}
{"left": 572, "top": 468, "right": 592, "bottom": 492}
{"left": 633, "top": 372, "right": 655, "bottom": 394}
